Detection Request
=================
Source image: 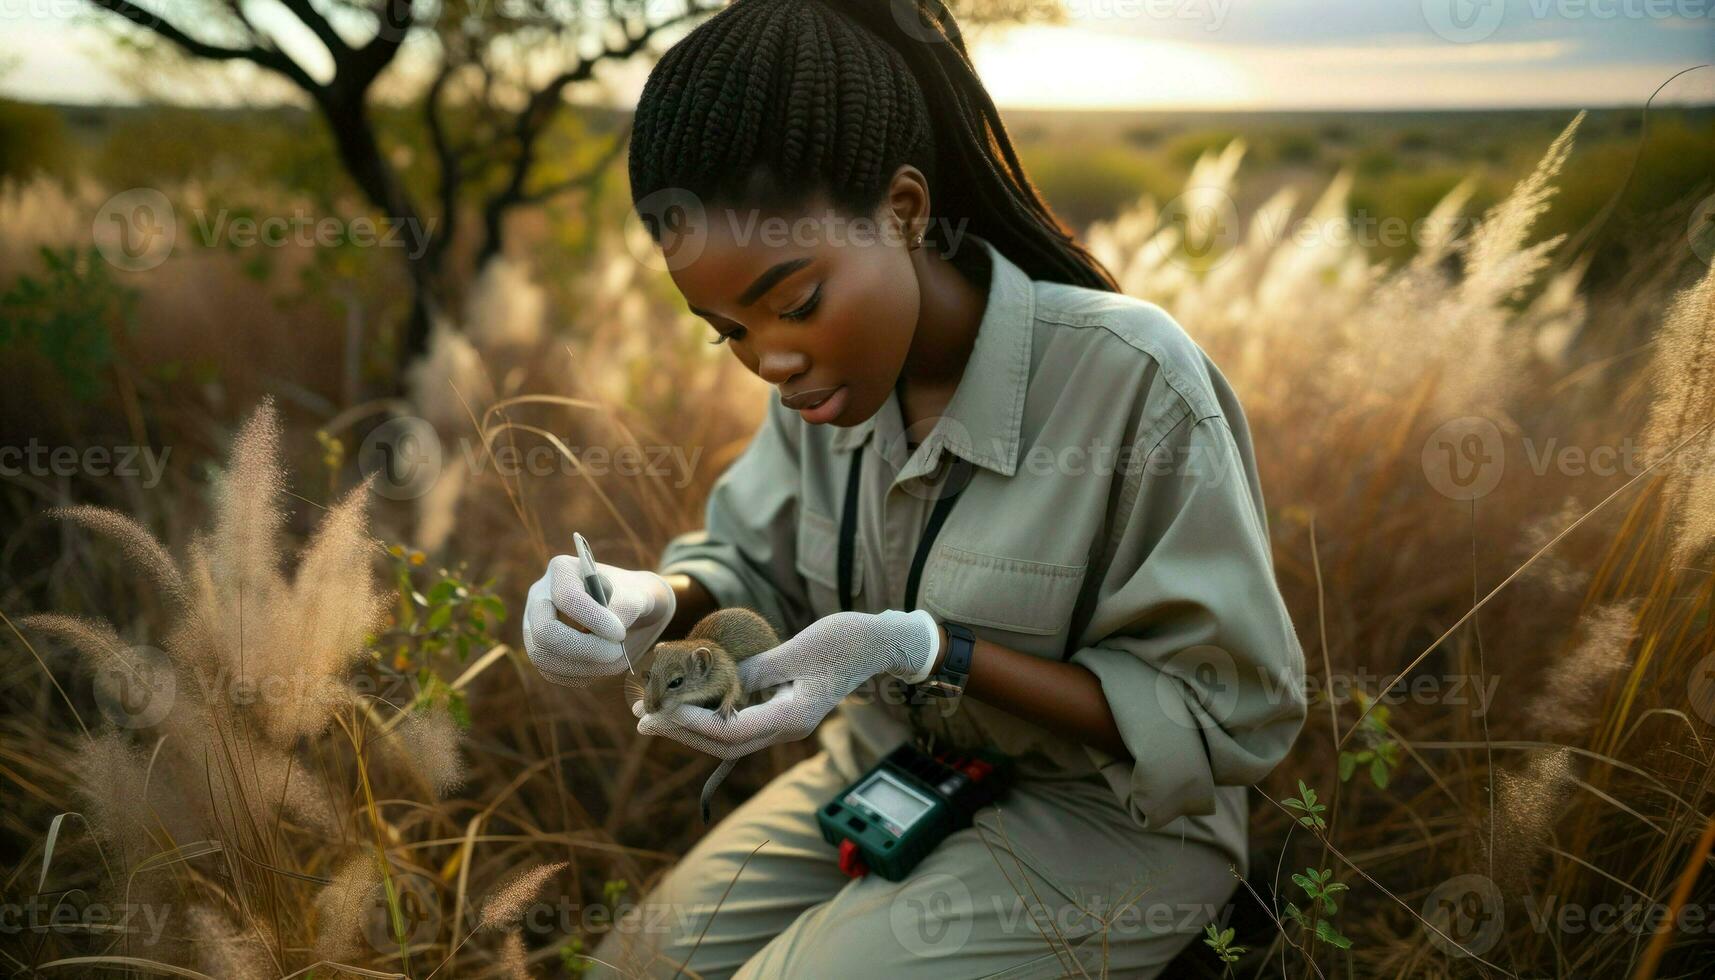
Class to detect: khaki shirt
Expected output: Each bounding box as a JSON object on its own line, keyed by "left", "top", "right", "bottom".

{"left": 656, "top": 234, "right": 1306, "bottom": 856}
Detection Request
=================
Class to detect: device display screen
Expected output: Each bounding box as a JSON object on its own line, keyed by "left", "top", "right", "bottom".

{"left": 848, "top": 771, "right": 934, "bottom": 835}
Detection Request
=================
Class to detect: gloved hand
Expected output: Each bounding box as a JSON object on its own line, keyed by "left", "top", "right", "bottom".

{"left": 522, "top": 553, "right": 677, "bottom": 686}
{"left": 631, "top": 609, "right": 941, "bottom": 759}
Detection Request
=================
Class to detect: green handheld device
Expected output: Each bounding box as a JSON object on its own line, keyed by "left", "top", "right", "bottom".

{"left": 817, "top": 743, "right": 1012, "bottom": 881}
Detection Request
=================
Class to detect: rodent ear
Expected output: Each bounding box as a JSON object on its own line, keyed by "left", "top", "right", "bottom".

{"left": 691, "top": 646, "right": 711, "bottom": 676}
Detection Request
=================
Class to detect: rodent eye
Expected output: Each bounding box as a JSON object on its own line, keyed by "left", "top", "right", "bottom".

{"left": 667, "top": 676, "right": 683, "bottom": 689}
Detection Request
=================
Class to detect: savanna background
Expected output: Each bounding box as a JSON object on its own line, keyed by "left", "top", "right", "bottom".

{"left": 2, "top": 0, "right": 1714, "bottom": 977}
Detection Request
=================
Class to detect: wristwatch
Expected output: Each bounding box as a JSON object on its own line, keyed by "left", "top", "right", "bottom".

{"left": 911, "top": 620, "right": 975, "bottom": 704}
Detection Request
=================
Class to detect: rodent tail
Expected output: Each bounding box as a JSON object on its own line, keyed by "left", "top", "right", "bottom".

{"left": 700, "top": 757, "right": 739, "bottom": 824}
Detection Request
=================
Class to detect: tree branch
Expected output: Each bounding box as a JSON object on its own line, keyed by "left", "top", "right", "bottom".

{"left": 278, "top": 0, "right": 352, "bottom": 59}
{"left": 86, "top": 0, "right": 323, "bottom": 93}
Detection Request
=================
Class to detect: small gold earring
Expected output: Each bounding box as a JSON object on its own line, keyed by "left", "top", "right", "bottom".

{"left": 911, "top": 233, "right": 924, "bottom": 250}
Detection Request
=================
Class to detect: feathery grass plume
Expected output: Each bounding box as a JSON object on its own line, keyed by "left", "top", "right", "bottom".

{"left": 1486, "top": 747, "right": 1575, "bottom": 895}
{"left": 389, "top": 706, "right": 469, "bottom": 798}
{"left": 18, "top": 612, "right": 142, "bottom": 676}
{"left": 69, "top": 730, "right": 160, "bottom": 867}
{"left": 407, "top": 313, "right": 492, "bottom": 433}
{"left": 479, "top": 861, "right": 569, "bottom": 932}
{"left": 499, "top": 929, "right": 532, "bottom": 979}
{"left": 1527, "top": 602, "right": 1639, "bottom": 739}
{"left": 188, "top": 905, "right": 276, "bottom": 980}
{"left": 264, "top": 475, "right": 387, "bottom": 743}
{"left": 1514, "top": 496, "right": 1592, "bottom": 596}
{"left": 206, "top": 395, "right": 291, "bottom": 611}
{"left": 1461, "top": 112, "right": 1583, "bottom": 308}
{"left": 313, "top": 854, "right": 381, "bottom": 962}
{"left": 465, "top": 255, "right": 548, "bottom": 353}
{"left": 1641, "top": 261, "right": 1715, "bottom": 563}
{"left": 45, "top": 505, "right": 187, "bottom": 609}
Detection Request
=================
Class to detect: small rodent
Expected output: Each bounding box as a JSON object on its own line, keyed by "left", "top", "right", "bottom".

{"left": 632, "top": 607, "right": 780, "bottom": 822}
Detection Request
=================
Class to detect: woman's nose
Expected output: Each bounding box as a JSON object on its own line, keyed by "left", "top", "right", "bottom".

{"left": 755, "top": 347, "right": 808, "bottom": 386}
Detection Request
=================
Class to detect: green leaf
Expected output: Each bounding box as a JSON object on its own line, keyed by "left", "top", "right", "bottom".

{"left": 1315, "top": 919, "right": 1352, "bottom": 949}
{"left": 427, "top": 604, "right": 452, "bottom": 631}
{"left": 1370, "top": 756, "right": 1390, "bottom": 789}
{"left": 1338, "top": 752, "right": 1356, "bottom": 782}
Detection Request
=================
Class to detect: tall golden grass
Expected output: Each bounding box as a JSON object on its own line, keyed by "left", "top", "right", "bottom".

{"left": 3, "top": 108, "right": 1713, "bottom": 977}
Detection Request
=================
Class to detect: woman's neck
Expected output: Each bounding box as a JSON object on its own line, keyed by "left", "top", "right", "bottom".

{"left": 897, "top": 243, "right": 991, "bottom": 423}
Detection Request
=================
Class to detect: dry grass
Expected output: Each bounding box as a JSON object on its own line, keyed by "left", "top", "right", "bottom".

{"left": 3, "top": 109, "right": 1713, "bottom": 977}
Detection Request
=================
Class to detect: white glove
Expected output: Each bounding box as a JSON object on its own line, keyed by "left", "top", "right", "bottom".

{"left": 522, "top": 553, "right": 677, "bottom": 686}
{"left": 632, "top": 609, "right": 941, "bottom": 759}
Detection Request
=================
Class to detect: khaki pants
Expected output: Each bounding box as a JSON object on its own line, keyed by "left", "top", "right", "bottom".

{"left": 589, "top": 748, "right": 1241, "bottom": 979}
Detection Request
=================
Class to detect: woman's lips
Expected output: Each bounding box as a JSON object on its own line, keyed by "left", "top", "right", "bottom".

{"left": 795, "top": 385, "right": 847, "bottom": 424}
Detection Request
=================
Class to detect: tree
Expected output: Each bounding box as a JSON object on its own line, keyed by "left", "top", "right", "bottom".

{"left": 84, "top": 0, "right": 1055, "bottom": 387}
{"left": 86, "top": 0, "right": 717, "bottom": 384}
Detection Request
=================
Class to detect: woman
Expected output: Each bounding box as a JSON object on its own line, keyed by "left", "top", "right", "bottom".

{"left": 522, "top": 0, "right": 1307, "bottom": 975}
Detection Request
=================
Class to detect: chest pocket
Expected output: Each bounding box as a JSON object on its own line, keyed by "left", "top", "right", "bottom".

{"left": 919, "top": 544, "right": 1087, "bottom": 650}
{"left": 796, "top": 507, "right": 862, "bottom": 617}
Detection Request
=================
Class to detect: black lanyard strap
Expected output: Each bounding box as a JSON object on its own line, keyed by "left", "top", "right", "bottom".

{"left": 838, "top": 448, "right": 864, "bottom": 613}
{"left": 837, "top": 450, "right": 974, "bottom": 613}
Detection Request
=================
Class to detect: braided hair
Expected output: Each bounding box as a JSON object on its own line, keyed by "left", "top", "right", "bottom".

{"left": 627, "top": 0, "right": 1120, "bottom": 292}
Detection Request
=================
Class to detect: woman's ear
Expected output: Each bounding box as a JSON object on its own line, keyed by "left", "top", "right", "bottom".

{"left": 885, "top": 164, "right": 932, "bottom": 246}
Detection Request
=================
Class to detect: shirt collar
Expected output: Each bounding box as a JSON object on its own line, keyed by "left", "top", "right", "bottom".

{"left": 829, "top": 233, "right": 1034, "bottom": 479}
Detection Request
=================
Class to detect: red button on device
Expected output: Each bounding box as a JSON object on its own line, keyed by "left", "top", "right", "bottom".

{"left": 837, "top": 839, "right": 868, "bottom": 878}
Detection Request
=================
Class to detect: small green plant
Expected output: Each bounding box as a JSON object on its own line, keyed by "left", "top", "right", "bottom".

{"left": 559, "top": 936, "right": 592, "bottom": 975}
{"left": 1282, "top": 779, "right": 1327, "bottom": 832}
{"left": 1284, "top": 867, "right": 1352, "bottom": 951}
{"left": 0, "top": 245, "right": 135, "bottom": 401}
{"left": 1338, "top": 690, "right": 1402, "bottom": 789}
{"left": 1202, "top": 921, "right": 1247, "bottom": 968}
{"left": 367, "top": 544, "right": 507, "bottom": 727}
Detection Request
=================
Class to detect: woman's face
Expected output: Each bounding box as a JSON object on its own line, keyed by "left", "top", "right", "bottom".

{"left": 663, "top": 190, "right": 922, "bottom": 427}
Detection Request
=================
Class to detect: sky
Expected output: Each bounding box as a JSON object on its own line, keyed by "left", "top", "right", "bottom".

{"left": 1, "top": 0, "right": 1710, "bottom": 110}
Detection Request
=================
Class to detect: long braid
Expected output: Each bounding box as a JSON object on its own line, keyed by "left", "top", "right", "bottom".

{"left": 628, "top": 0, "right": 1120, "bottom": 293}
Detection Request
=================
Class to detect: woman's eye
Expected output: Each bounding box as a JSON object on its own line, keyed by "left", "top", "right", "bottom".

{"left": 709, "top": 328, "right": 746, "bottom": 346}
{"left": 667, "top": 676, "right": 683, "bottom": 689}
{"left": 780, "top": 285, "right": 822, "bottom": 322}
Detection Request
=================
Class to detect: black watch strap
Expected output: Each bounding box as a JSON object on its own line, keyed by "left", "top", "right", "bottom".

{"left": 939, "top": 621, "right": 975, "bottom": 681}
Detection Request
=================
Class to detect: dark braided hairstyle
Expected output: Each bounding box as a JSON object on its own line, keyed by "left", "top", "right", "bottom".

{"left": 627, "top": 0, "right": 1120, "bottom": 293}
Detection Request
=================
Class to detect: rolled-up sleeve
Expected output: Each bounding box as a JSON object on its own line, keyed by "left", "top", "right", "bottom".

{"left": 1069, "top": 408, "right": 1307, "bottom": 830}
{"left": 656, "top": 392, "right": 811, "bottom": 636}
